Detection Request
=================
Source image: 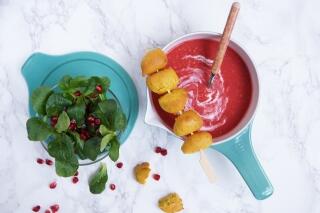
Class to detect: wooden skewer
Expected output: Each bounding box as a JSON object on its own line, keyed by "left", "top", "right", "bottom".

{"left": 208, "top": 2, "right": 240, "bottom": 86}
{"left": 199, "top": 150, "right": 215, "bottom": 182}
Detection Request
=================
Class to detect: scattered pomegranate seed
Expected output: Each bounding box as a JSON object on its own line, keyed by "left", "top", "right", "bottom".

{"left": 155, "top": 146, "right": 162, "bottom": 153}
{"left": 50, "top": 204, "right": 59, "bottom": 212}
{"left": 68, "top": 121, "right": 77, "bottom": 131}
{"left": 95, "top": 85, "right": 103, "bottom": 93}
{"left": 74, "top": 90, "right": 81, "bottom": 96}
{"left": 116, "top": 162, "right": 123, "bottom": 169}
{"left": 153, "top": 174, "right": 161, "bottom": 181}
{"left": 45, "top": 159, "right": 53, "bottom": 166}
{"left": 36, "top": 158, "right": 44, "bottom": 164}
{"left": 45, "top": 209, "right": 51, "bottom": 213}
{"left": 72, "top": 176, "right": 79, "bottom": 184}
{"left": 94, "top": 118, "right": 101, "bottom": 125}
{"left": 160, "top": 148, "right": 167, "bottom": 156}
{"left": 109, "top": 183, "right": 116, "bottom": 190}
{"left": 49, "top": 181, "right": 57, "bottom": 189}
{"left": 32, "top": 205, "right": 41, "bottom": 212}
{"left": 74, "top": 171, "right": 79, "bottom": 176}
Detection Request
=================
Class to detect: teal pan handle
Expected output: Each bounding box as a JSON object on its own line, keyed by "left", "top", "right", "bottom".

{"left": 213, "top": 125, "right": 273, "bottom": 200}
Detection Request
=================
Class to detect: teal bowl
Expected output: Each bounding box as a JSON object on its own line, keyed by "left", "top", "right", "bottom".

{"left": 22, "top": 52, "right": 139, "bottom": 165}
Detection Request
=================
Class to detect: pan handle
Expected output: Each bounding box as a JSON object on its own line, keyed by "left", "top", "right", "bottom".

{"left": 212, "top": 124, "right": 273, "bottom": 200}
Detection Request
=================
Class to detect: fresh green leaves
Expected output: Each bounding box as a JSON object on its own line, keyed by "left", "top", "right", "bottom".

{"left": 46, "top": 93, "right": 72, "bottom": 116}
{"left": 99, "top": 125, "right": 114, "bottom": 136}
{"left": 83, "top": 137, "right": 101, "bottom": 161}
{"left": 26, "top": 117, "right": 53, "bottom": 141}
{"left": 67, "top": 102, "right": 86, "bottom": 126}
{"left": 55, "top": 111, "right": 70, "bottom": 133}
{"left": 98, "top": 99, "right": 117, "bottom": 114}
{"left": 26, "top": 75, "right": 126, "bottom": 193}
{"left": 89, "top": 163, "right": 108, "bottom": 194}
{"left": 48, "top": 134, "right": 79, "bottom": 177}
{"left": 100, "top": 133, "right": 115, "bottom": 152}
{"left": 113, "top": 110, "right": 127, "bottom": 131}
{"left": 59, "top": 75, "right": 110, "bottom": 96}
{"left": 31, "top": 87, "right": 53, "bottom": 115}
{"left": 108, "top": 138, "right": 120, "bottom": 162}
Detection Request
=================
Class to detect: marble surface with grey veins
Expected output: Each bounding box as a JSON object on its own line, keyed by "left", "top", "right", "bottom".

{"left": 0, "top": 0, "right": 320, "bottom": 212}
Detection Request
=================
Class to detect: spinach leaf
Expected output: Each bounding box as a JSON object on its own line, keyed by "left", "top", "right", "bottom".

{"left": 26, "top": 117, "right": 53, "bottom": 141}
{"left": 55, "top": 157, "right": 79, "bottom": 177}
{"left": 89, "top": 163, "right": 108, "bottom": 194}
{"left": 98, "top": 99, "right": 117, "bottom": 114}
{"left": 100, "top": 133, "right": 115, "bottom": 152}
{"left": 83, "top": 137, "right": 101, "bottom": 161}
{"left": 99, "top": 125, "right": 114, "bottom": 136}
{"left": 46, "top": 93, "right": 72, "bottom": 116}
{"left": 113, "top": 110, "right": 127, "bottom": 131}
{"left": 108, "top": 137, "right": 120, "bottom": 162}
{"left": 47, "top": 134, "right": 79, "bottom": 177}
{"left": 69, "top": 132, "right": 86, "bottom": 160}
{"left": 58, "top": 75, "right": 72, "bottom": 92}
{"left": 67, "top": 102, "right": 86, "bottom": 126}
{"left": 31, "top": 87, "right": 53, "bottom": 115}
{"left": 55, "top": 111, "right": 70, "bottom": 133}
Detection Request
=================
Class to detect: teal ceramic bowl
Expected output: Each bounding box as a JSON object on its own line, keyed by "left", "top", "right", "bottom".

{"left": 22, "top": 52, "right": 139, "bottom": 165}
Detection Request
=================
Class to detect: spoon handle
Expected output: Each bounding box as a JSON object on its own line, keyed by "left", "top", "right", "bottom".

{"left": 211, "top": 2, "right": 240, "bottom": 75}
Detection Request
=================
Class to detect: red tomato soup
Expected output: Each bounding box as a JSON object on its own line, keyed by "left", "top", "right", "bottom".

{"left": 151, "top": 38, "right": 252, "bottom": 138}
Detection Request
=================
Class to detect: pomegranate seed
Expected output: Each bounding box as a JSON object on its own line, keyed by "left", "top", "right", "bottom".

{"left": 45, "top": 209, "right": 51, "bottom": 213}
{"left": 68, "top": 122, "right": 77, "bottom": 131}
{"left": 74, "top": 90, "right": 81, "bottom": 96}
{"left": 87, "top": 116, "right": 95, "bottom": 123}
{"left": 95, "top": 85, "right": 103, "bottom": 93}
{"left": 49, "top": 181, "right": 57, "bottom": 189}
{"left": 36, "top": 158, "right": 44, "bottom": 164}
{"left": 45, "top": 159, "right": 53, "bottom": 166}
{"left": 70, "top": 119, "right": 76, "bottom": 124}
{"left": 51, "top": 116, "right": 58, "bottom": 122}
{"left": 109, "top": 183, "right": 116, "bottom": 190}
{"left": 74, "top": 171, "right": 79, "bottom": 176}
{"left": 160, "top": 149, "right": 167, "bottom": 156}
{"left": 155, "top": 146, "right": 162, "bottom": 153}
{"left": 116, "top": 162, "right": 123, "bottom": 169}
{"left": 50, "top": 204, "right": 59, "bottom": 212}
{"left": 32, "top": 205, "right": 41, "bottom": 212}
{"left": 153, "top": 174, "right": 161, "bottom": 181}
{"left": 80, "top": 133, "right": 87, "bottom": 140}
{"left": 94, "top": 118, "right": 101, "bottom": 125}
{"left": 72, "top": 176, "right": 79, "bottom": 184}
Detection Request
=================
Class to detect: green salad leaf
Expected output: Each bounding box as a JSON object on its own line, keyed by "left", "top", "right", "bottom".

{"left": 31, "top": 87, "right": 53, "bottom": 115}
{"left": 67, "top": 102, "right": 86, "bottom": 126}
{"left": 26, "top": 117, "right": 53, "bottom": 141}
{"left": 108, "top": 137, "right": 120, "bottom": 162}
{"left": 83, "top": 137, "right": 101, "bottom": 161}
{"left": 55, "top": 111, "right": 70, "bottom": 133}
{"left": 99, "top": 125, "right": 114, "bottom": 136}
{"left": 98, "top": 99, "right": 117, "bottom": 114}
{"left": 89, "top": 163, "right": 108, "bottom": 194}
{"left": 48, "top": 134, "right": 79, "bottom": 177}
{"left": 100, "top": 133, "right": 115, "bottom": 152}
{"left": 113, "top": 110, "right": 127, "bottom": 131}
{"left": 46, "top": 93, "right": 72, "bottom": 116}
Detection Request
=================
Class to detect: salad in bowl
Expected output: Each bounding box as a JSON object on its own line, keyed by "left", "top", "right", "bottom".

{"left": 26, "top": 75, "right": 126, "bottom": 178}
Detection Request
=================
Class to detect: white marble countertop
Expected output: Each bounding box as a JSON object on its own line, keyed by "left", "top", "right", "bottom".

{"left": 1, "top": 0, "right": 320, "bottom": 212}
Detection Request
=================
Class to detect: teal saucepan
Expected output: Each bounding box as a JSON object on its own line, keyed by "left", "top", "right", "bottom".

{"left": 145, "top": 32, "right": 274, "bottom": 200}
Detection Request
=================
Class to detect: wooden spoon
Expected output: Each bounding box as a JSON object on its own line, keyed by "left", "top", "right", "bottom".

{"left": 208, "top": 2, "right": 240, "bottom": 86}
